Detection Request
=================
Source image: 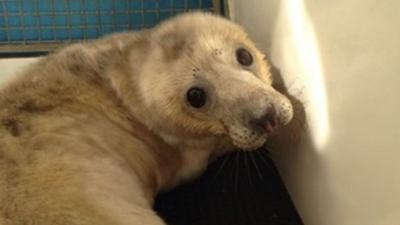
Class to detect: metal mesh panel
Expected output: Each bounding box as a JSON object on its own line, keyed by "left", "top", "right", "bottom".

{"left": 0, "top": 0, "right": 215, "bottom": 47}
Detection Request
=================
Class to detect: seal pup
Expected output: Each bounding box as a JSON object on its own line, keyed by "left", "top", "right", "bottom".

{"left": 0, "top": 12, "right": 293, "bottom": 225}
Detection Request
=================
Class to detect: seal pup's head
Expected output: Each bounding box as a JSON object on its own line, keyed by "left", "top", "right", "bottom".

{"left": 136, "top": 12, "right": 293, "bottom": 151}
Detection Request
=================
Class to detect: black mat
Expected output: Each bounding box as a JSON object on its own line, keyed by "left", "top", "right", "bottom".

{"left": 154, "top": 149, "right": 304, "bottom": 225}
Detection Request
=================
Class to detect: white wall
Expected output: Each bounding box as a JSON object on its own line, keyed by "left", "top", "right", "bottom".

{"left": 0, "top": 57, "right": 39, "bottom": 89}
{"left": 231, "top": 0, "right": 400, "bottom": 225}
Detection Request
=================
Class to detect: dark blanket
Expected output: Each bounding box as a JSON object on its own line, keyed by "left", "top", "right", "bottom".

{"left": 155, "top": 149, "right": 304, "bottom": 225}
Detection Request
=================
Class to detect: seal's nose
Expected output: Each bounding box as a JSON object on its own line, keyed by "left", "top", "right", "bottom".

{"left": 250, "top": 106, "right": 279, "bottom": 135}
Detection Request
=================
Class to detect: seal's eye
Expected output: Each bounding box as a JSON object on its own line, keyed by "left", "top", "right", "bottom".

{"left": 187, "top": 87, "right": 207, "bottom": 108}
{"left": 236, "top": 48, "right": 253, "bottom": 66}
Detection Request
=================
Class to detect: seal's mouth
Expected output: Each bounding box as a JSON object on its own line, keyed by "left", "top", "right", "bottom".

{"left": 227, "top": 124, "right": 269, "bottom": 151}
{"left": 226, "top": 109, "right": 283, "bottom": 151}
{"left": 219, "top": 93, "right": 294, "bottom": 151}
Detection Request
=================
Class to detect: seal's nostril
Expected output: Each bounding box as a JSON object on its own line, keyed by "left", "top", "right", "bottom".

{"left": 263, "top": 107, "right": 278, "bottom": 134}
{"left": 250, "top": 107, "right": 279, "bottom": 135}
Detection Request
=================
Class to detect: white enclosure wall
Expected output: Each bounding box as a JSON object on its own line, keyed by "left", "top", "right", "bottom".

{"left": 0, "top": 58, "right": 39, "bottom": 89}
{"left": 230, "top": 0, "right": 400, "bottom": 225}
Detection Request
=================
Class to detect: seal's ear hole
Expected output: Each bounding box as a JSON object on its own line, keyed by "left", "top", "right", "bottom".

{"left": 186, "top": 87, "right": 207, "bottom": 108}
{"left": 236, "top": 48, "right": 253, "bottom": 66}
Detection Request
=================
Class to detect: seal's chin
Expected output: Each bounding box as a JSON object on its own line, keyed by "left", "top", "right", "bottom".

{"left": 228, "top": 126, "right": 268, "bottom": 151}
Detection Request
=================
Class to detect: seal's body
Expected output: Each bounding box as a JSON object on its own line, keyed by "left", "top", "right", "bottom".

{"left": 0, "top": 13, "right": 293, "bottom": 225}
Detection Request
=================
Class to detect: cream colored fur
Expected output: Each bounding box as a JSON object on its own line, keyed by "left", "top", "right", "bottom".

{"left": 0, "top": 12, "right": 292, "bottom": 225}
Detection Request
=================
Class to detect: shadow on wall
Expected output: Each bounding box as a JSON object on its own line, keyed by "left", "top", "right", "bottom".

{"left": 231, "top": 0, "right": 336, "bottom": 224}
{"left": 267, "top": 63, "right": 335, "bottom": 225}
{"left": 268, "top": 1, "right": 336, "bottom": 224}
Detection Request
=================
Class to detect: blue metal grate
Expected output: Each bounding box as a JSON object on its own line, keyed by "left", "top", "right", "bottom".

{"left": 0, "top": 0, "right": 215, "bottom": 45}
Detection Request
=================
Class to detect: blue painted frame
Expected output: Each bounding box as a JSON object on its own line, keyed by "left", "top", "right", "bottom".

{"left": 0, "top": 0, "right": 214, "bottom": 44}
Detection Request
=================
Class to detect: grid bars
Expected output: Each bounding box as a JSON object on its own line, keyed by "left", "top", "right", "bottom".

{"left": 0, "top": 0, "right": 215, "bottom": 46}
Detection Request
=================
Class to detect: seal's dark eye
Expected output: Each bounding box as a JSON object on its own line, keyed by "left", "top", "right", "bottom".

{"left": 236, "top": 48, "right": 253, "bottom": 66}
{"left": 187, "top": 87, "right": 206, "bottom": 108}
